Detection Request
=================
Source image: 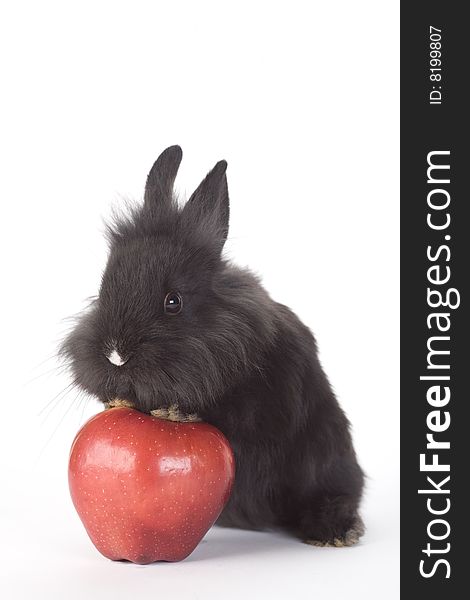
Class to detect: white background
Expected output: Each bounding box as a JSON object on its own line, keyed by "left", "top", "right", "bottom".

{"left": 0, "top": 1, "right": 399, "bottom": 598}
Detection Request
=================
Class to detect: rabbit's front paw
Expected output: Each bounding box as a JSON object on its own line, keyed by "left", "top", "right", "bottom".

{"left": 105, "top": 398, "right": 135, "bottom": 409}
{"left": 150, "top": 404, "right": 201, "bottom": 423}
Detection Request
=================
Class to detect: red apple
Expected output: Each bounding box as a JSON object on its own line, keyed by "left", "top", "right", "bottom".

{"left": 68, "top": 407, "right": 235, "bottom": 563}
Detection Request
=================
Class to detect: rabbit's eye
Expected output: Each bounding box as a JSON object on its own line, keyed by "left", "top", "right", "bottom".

{"left": 164, "top": 292, "right": 183, "bottom": 315}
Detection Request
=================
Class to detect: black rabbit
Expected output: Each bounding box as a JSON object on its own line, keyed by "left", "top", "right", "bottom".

{"left": 61, "top": 145, "right": 365, "bottom": 546}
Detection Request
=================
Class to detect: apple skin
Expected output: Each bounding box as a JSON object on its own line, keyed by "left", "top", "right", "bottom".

{"left": 68, "top": 407, "right": 235, "bottom": 564}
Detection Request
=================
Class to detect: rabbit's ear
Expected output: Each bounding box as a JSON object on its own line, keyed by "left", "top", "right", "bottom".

{"left": 182, "top": 160, "right": 229, "bottom": 249}
{"left": 144, "top": 145, "right": 183, "bottom": 211}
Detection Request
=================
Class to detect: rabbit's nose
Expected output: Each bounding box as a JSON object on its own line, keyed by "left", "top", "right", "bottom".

{"left": 106, "top": 349, "right": 128, "bottom": 367}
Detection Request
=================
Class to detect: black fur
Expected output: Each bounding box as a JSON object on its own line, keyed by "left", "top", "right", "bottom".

{"left": 61, "top": 146, "right": 365, "bottom": 545}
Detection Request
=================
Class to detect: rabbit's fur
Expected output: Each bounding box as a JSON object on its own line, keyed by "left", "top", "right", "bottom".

{"left": 61, "top": 146, "right": 365, "bottom": 546}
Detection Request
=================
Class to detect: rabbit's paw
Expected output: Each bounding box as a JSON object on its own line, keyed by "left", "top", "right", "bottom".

{"left": 150, "top": 404, "right": 201, "bottom": 423}
{"left": 105, "top": 398, "right": 135, "bottom": 409}
{"left": 304, "top": 518, "right": 365, "bottom": 548}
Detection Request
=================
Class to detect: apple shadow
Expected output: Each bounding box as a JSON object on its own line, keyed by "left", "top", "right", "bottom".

{"left": 184, "top": 526, "right": 299, "bottom": 563}
{"left": 106, "top": 527, "right": 305, "bottom": 567}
